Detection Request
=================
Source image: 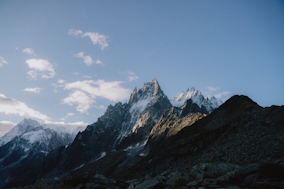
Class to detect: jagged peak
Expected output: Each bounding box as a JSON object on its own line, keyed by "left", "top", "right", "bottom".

{"left": 133, "top": 87, "right": 137, "bottom": 93}
{"left": 104, "top": 102, "right": 126, "bottom": 113}
{"left": 152, "top": 78, "right": 158, "bottom": 84}
{"left": 172, "top": 87, "right": 203, "bottom": 103}
{"left": 132, "top": 78, "right": 165, "bottom": 102}
{"left": 141, "top": 79, "right": 158, "bottom": 90}
{"left": 186, "top": 87, "right": 195, "bottom": 92}
{"left": 152, "top": 78, "right": 162, "bottom": 96}
{"left": 171, "top": 87, "right": 222, "bottom": 113}
{"left": 128, "top": 87, "right": 138, "bottom": 105}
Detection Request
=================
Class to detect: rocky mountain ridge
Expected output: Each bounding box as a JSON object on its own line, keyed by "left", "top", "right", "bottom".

{"left": 171, "top": 87, "right": 222, "bottom": 113}
{"left": 8, "top": 94, "right": 284, "bottom": 189}
{"left": 88, "top": 96, "right": 279, "bottom": 188}
{"left": 35, "top": 79, "right": 173, "bottom": 172}
{"left": 112, "top": 95, "right": 284, "bottom": 188}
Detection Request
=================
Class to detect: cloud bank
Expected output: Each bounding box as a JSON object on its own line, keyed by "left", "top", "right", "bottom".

{"left": 0, "top": 94, "right": 50, "bottom": 121}
{"left": 61, "top": 80, "right": 131, "bottom": 113}
{"left": 43, "top": 121, "right": 88, "bottom": 133}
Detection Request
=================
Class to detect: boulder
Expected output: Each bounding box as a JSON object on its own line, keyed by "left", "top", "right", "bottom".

{"left": 216, "top": 171, "right": 235, "bottom": 185}
{"left": 241, "top": 173, "right": 258, "bottom": 187}
{"left": 187, "top": 180, "right": 198, "bottom": 187}
{"left": 189, "top": 163, "right": 239, "bottom": 179}
{"left": 134, "top": 179, "right": 161, "bottom": 189}
{"left": 235, "top": 163, "right": 259, "bottom": 176}
{"left": 165, "top": 172, "right": 182, "bottom": 186}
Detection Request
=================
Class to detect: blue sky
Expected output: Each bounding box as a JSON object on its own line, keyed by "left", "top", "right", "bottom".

{"left": 0, "top": 0, "right": 284, "bottom": 135}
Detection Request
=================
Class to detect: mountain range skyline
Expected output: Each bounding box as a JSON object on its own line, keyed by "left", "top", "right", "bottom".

{"left": 1, "top": 78, "right": 283, "bottom": 188}
{"left": 0, "top": 80, "right": 222, "bottom": 137}
{"left": 1, "top": 1, "right": 283, "bottom": 137}
{"left": 0, "top": 78, "right": 226, "bottom": 187}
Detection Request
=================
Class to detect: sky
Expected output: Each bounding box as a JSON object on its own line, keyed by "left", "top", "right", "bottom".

{"left": 0, "top": 0, "right": 284, "bottom": 136}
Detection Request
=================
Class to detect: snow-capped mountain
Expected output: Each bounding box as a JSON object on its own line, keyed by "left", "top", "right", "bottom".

{"left": 0, "top": 79, "right": 224, "bottom": 185}
{"left": 0, "top": 118, "right": 40, "bottom": 147}
{"left": 3, "top": 79, "right": 284, "bottom": 189}
{"left": 123, "top": 78, "right": 171, "bottom": 137}
{"left": 0, "top": 118, "right": 84, "bottom": 175}
{"left": 50, "top": 78, "right": 173, "bottom": 171}
{"left": 0, "top": 118, "right": 84, "bottom": 147}
{"left": 171, "top": 87, "right": 222, "bottom": 113}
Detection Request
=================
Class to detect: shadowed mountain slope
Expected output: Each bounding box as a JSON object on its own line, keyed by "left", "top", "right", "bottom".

{"left": 6, "top": 92, "right": 278, "bottom": 189}
{"left": 116, "top": 95, "right": 284, "bottom": 180}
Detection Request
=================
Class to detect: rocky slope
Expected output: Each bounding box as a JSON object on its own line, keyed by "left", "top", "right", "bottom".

{"left": 7, "top": 81, "right": 284, "bottom": 189}
{"left": 8, "top": 95, "right": 284, "bottom": 189}
{"left": 114, "top": 95, "right": 284, "bottom": 188}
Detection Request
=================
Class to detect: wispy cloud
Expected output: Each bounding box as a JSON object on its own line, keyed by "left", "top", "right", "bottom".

{"left": 25, "top": 59, "right": 55, "bottom": 79}
{"left": 68, "top": 29, "right": 109, "bottom": 50}
{"left": 83, "top": 32, "right": 109, "bottom": 50}
{"left": 23, "top": 87, "right": 41, "bottom": 94}
{"left": 0, "top": 93, "right": 50, "bottom": 121}
{"left": 214, "top": 91, "right": 230, "bottom": 99}
{"left": 51, "top": 80, "right": 67, "bottom": 93}
{"left": 207, "top": 86, "right": 219, "bottom": 92}
{"left": 126, "top": 70, "right": 139, "bottom": 81}
{"left": 95, "top": 105, "right": 106, "bottom": 110}
{"left": 57, "top": 79, "right": 66, "bottom": 84}
{"left": 23, "top": 48, "right": 36, "bottom": 55}
{"left": 0, "top": 121, "right": 16, "bottom": 137}
{"left": 96, "top": 59, "right": 104, "bottom": 66}
{"left": 83, "top": 75, "right": 92, "bottom": 79}
{"left": 60, "top": 112, "right": 75, "bottom": 121}
{"left": 0, "top": 56, "right": 8, "bottom": 67}
{"left": 75, "top": 52, "right": 93, "bottom": 66}
{"left": 203, "top": 86, "right": 231, "bottom": 102}
{"left": 61, "top": 80, "right": 131, "bottom": 113}
{"left": 68, "top": 29, "right": 83, "bottom": 36}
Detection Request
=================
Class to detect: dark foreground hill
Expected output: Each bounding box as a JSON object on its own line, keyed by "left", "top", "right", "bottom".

{"left": 4, "top": 94, "right": 284, "bottom": 189}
